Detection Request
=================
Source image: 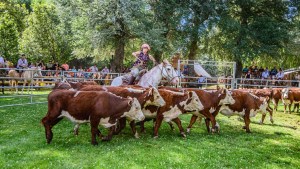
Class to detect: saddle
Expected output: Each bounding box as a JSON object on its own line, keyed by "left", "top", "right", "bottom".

{"left": 121, "top": 69, "right": 147, "bottom": 85}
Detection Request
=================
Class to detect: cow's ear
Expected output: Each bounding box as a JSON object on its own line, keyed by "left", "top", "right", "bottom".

{"left": 148, "top": 88, "right": 154, "bottom": 96}
{"left": 128, "top": 97, "right": 133, "bottom": 106}
{"left": 188, "top": 91, "right": 193, "bottom": 98}
{"left": 221, "top": 88, "right": 226, "bottom": 94}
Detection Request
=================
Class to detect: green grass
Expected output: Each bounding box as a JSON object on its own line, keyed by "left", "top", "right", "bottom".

{"left": 0, "top": 102, "right": 299, "bottom": 169}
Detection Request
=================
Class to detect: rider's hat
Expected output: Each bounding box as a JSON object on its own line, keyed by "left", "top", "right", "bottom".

{"left": 141, "top": 43, "right": 150, "bottom": 50}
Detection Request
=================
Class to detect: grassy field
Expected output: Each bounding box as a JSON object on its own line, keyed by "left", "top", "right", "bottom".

{"left": 0, "top": 101, "right": 299, "bottom": 168}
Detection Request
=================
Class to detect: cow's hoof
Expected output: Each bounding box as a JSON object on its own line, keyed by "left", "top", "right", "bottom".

{"left": 246, "top": 130, "right": 251, "bottom": 133}
{"left": 186, "top": 128, "right": 191, "bottom": 134}
{"left": 242, "top": 126, "right": 246, "bottom": 129}
{"left": 91, "top": 141, "right": 98, "bottom": 146}
{"left": 134, "top": 132, "right": 140, "bottom": 139}
{"left": 101, "top": 137, "right": 112, "bottom": 141}
{"left": 153, "top": 136, "right": 158, "bottom": 139}
{"left": 270, "top": 119, "right": 274, "bottom": 124}
{"left": 258, "top": 120, "right": 263, "bottom": 125}
{"left": 180, "top": 132, "right": 186, "bottom": 138}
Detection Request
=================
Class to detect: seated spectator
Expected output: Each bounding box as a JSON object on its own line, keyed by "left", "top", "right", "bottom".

{"left": 270, "top": 66, "right": 278, "bottom": 78}
{"left": 261, "top": 68, "right": 270, "bottom": 79}
{"left": 28, "top": 63, "right": 36, "bottom": 68}
{"left": 245, "top": 70, "right": 251, "bottom": 79}
{"left": 197, "top": 75, "right": 206, "bottom": 89}
{"left": 89, "top": 64, "right": 98, "bottom": 72}
{"left": 101, "top": 66, "right": 110, "bottom": 78}
{"left": 77, "top": 66, "right": 84, "bottom": 77}
{"left": 253, "top": 66, "right": 259, "bottom": 78}
{"left": 242, "top": 66, "right": 249, "bottom": 75}
{"left": 0, "top": 54, "right": 5, "bottom": 68}
{"left": 71, "top": 66, "right": 77, "bottom": 78}
{"left": 276, "top": 68, "right": 284, "bottom": 80}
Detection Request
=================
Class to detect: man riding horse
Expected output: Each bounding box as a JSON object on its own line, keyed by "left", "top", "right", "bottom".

{"left": 128, "top": 43, "right": 157, "bottom": 84}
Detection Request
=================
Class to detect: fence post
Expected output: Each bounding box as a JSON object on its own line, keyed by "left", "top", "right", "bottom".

{"left": 178, "top": 59, "right": 181, "bottom": 87}
{"left": 232, "top": 62, "right": 236, "bottom": 89}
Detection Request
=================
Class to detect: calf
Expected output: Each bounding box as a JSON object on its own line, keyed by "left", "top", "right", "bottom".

{"left": 142, "top": 89, "right": 204, "bottom": 138}
{"left": 78, "top": 86, "right": 166, "bottom": 137}
{"left": 217, "top": 90, "right": 269, "bottom": 133}
{"left": 281, "top": 88, "right": 300, "bottom": 114}
{"left": 41, "top": 90, "right": 145, "bottom": 145}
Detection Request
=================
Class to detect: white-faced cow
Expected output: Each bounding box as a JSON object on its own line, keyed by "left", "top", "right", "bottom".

{"left": 78, "top": 85, "right": 166, "bottom": 138}
{"left": 41, "top": 90, "right": 145, "bottom": 145}
{"left": 217, "top": 90, "right": 270, "bottom": 133}
{"left": 281, "top": 88, "right": 300, "bottom": 114}
{"left": 141, "top": 89, "right": 204, "bottom": 138}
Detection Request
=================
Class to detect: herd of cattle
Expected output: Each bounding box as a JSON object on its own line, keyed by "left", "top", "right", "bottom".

{"left": 41, "top": 81, "right": 300, "bottom": 145}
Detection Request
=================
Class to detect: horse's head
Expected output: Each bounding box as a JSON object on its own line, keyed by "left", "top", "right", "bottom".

{"left": 160, "top": 59, "right": 179, "bottom": 85}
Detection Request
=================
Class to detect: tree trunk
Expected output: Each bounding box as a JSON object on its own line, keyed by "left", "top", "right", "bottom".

{"left": 235, "top": 59, "right": 243, "bottom": 78}
{"left": 111, "top": 38, "right": 125, "bottom": 72}
{"left": 187, "top": 38, "right": 198, "bottom": 60}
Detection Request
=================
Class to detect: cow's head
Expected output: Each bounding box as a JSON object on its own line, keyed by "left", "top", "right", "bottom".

{"left": 180, "top": 91, "right": 204, "bottom": 112}
{"left": 122, "top": 98, "right": 145, "bottom": 122}
{"left": 218, "top": 89, "right": 235, "bottom": 105}
{"left": 144, "top": 87, "right": 166, "bottom": 107}
{"left": 281, "top": 88, "right": 290, "bottom": 99}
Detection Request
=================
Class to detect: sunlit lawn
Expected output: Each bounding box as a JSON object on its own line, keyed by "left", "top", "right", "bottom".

{"left": 0, "top": 99, "right": 299, "bottom": 168}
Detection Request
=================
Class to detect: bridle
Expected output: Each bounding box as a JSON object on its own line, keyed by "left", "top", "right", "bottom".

{"left": 158, "top": 63, "right": 179, "bottom": 83}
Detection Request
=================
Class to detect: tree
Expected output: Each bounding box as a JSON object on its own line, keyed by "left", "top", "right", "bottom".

{"left": 20, "top": 1, "right": 72, "bottom": 62}
{"left": 0, "top": 0, "right": 27, "bottom": 62}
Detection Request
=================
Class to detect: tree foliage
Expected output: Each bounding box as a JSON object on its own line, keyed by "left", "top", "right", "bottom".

{"left": 0, "top": 0, "right": 299, "bottom": 72}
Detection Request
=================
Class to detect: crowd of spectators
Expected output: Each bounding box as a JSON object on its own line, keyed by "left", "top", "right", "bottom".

{"left": 242, "top": 65, "right": 285, "bottom": 80}
{"left": 0, "top": 53, "right": 111, "bottom": 79}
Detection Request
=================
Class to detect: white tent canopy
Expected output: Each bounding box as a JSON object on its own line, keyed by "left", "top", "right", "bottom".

{"left": 194, "top": 62, "right": 212, "bottom": 78}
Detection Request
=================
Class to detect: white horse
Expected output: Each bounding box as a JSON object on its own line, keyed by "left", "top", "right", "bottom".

{"left": 111, "top": 59, "right": 179, "bottom": 87}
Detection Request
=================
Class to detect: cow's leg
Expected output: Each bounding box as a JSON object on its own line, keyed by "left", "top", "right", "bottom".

{"left": 288, "top": 102, "right": 292, "bottom": 114}
{"left": 187, "top": 115, "right": 198, "bottom": 133}
{"left": 90, "top": 118, "right": 101, "bottom": 145}
{"left": 268, "top": 107, "right": 274, "bottom": 123}
{"left": 283, "top": 103, "right": 287, "bottom": 114}
{"left": 243, "top": 114, "right": 251, "bottom": 133}
{"left": 102, "top": 126, "right": 116, "bottom": 141}
{"left": 168, "top": 122, "right": 175, "bottom": 131}
{"left": 153, "top": 115, "right": 163, "bottom": 138}
{"left": 273, "top": 99, "right": 278, "bottom": 112}
{"left": 41, "top": 116, "right": 63, "bottom": 144}
{"left": 208, "top": 114, "right": 217, "bottom": 133}
{"left": 205, "top": 118, "right": 211, "bottom": 133}
{"left": 114, "top": 117, "right": 126, "bottom": 135}
{"left": 172, "top": 117, "right": 186, "bottom": 138}
{"left": 73, "top": 124, "right": 80, "bottom": 136}
{"left": 140, "top": 120, "right": 146, "bottom": 133}
{"left": 260, "top": 114, "right": 266, "bottom": 124}
{"left": 129, "top": 120, "right": 139, "bottom": 138}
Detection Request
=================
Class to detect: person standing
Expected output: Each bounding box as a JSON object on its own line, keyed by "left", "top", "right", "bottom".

{"left": 0, "top": 54, "right": 5, "bottom": 68}
{"left": 101, "top": 66, "right": 110, "bottom": 78}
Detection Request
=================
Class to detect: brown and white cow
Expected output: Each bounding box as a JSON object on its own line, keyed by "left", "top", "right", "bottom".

{"left": 78, "top": 85, "right": 166, "bottom": 138}
{"left": 216, "top": 90, "right": 269, "bottom": 133}
{"left": 41, "top": 90, "right": 145, "bottom": 145}
{"left": 281, "top": 88, "right": 300, "bottom": 114}
{"left": 185, "top": 88, "right": 235, "bottom": 133}
{"left": 158, "top": 87, "right": 235, "bottom": 133}
{"left": 142, "top": 89, "right": 204, "bottom": 138}
{"left": 236, "top": 88, "right": 274, "bottom": 124}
